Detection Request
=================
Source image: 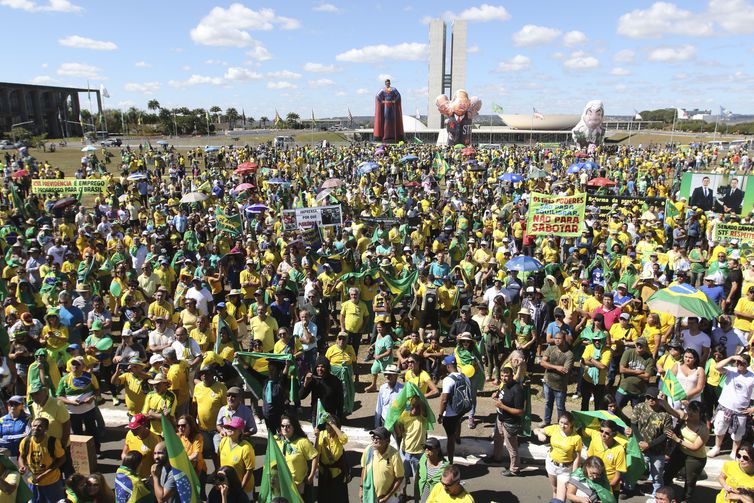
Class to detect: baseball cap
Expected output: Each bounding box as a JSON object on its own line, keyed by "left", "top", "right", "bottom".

{"left": 635, "top": 337, "right": 649, "bottom": 348}
{"left": 148, "top": 374, "right": 168, "bottom": 385}
{"left": 619, "top": 313, "right": 631, "bottom": 321}
{"left": 91, "top": 319, "right": 103, "bottom": 331}
{"left": 423, "top": 437, "right": 441, "bottom": 450}
{"left": 126, "top": 413, "right": 149, "bottom": 429}
{"left": 227, "top": 386, "right": 242, "bottom": 395}
{"left": 369, "top": 426, "right": 390, "bottom": 439}
{"left": 644, "top": 386, "right": 660, "bottom": 399}
{"left": 224, "top": 417, "right": 245, "bottom": 430}
{"left": 443, "top": 355, "right": 457, "bottom": 366}
{"left": 149, "top": 354, "right": 165, "bottom": 365}
{"left": 7, "top": 395, "right": 24, "bottom": 405}
{"left": 459, "top": 305, "right": 471, "bottom": 313}
{"left": 66, "top": 343, "right": 82, "bottom": 352}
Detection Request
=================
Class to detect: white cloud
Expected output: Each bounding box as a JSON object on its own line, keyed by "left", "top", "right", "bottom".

{"left": 711, "top": 0, "right": 754, "bottom": 34}
{"left": 551, "top": 52, "right": 564, "bottom": 60}
{"left": 563, "top": 51, "right": 600, "bottom": 69}
{"left": 442, "top": 4, "right": 511, "bottom": 22}
{"left": 303, "top": 62, "right": 339, "bottom": 73}
{"left": 224, "top": 67, "right": 262, "bottom": 81}
{"left": 309, "top": 78, "right": 335, "bottom": 87}
{"left": 168, "top": 74, "right": 224, "bottom": 88}
{"left": 0, "top": 0, "right": 82, "bottom": 12}
{"left": 266, "top": 70, "right": 302, "bottom": 79}
{"left": 181, "top": 65, "right": 191, "bottom": 71}
{"left": 313, "top": 3, "right": 339, "bottom": 13}
{"left": 335, "top": 90, "right": 347, "bottom": 97}
{"left": 496, "top": 54, "right": 531, "bottom": 72}
{"left": 40, "top": 63, "right": 47, "bottom": 68}
{"left": 648, "top": 44, "right": 696, "bottom": 61}
{"left": 59, "top": 35, "right": 116, "bottom": 50}
{"left": 57, "top": 62, "right": 103, "bottom": 79}
{"left": 336, "top": 42, "right": 428, "bottom": 62}
{"left": 31, "top": 75, "right": 58, "bottom": 85}
{"left": 562, "top": 30, "right": 587, "bottom": 47}
{"left": 617, "top": 2, "right": 713, "bottom": 38}
{"left": 610, "top": 67, "right": 631, "bottom": 76}
{"left": 513, "top": 25, "right": 562, "bottom": 46}
{"left": 613, "top": 49, "right": 635, "bottom": 63}
{"left": 267, "top": 81, "right": 296, "bottom": 89}
{"left": 124, "top": 82, "right": 160, "bottom": 94}
{"left": 356, "top": 88, "right": 369, "bottom": 95}
{"left": 134, "top": 61, "right": 151, "bottom": 68}
{"left": 468, "top": 45, "right": 480, "bottom": 53}
{"left": 190, "top": 4, "right": 300, "bottom": 47}
{"left": 246, "top": 42, "right": 272, "bottom": 61}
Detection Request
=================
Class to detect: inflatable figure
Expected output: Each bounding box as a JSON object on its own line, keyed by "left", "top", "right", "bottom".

{"left": 373, "top": 78, "right": 404, "bottom": 143}
{"left": 572, "top": 100, "right": 605, "bottom": 148}
{"left": 436, "top": 89, "right": 482, "bottom": 146}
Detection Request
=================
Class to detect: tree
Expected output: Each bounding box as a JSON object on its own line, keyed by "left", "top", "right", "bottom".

{"left": 246, "top": 116, "right": 254, "bottom": 128}
{"left": 210, "top": 106, "right": 222, "bottom": 124}
{"left": 225, "top": 107, "right": 240, "bottom": 129}
{"left": 147, "top": 99, "right": 161, "bottom": 111}
{"left": 286, "top": 112, "right": 300, "bottom": 129}
{"left": 259, "top": 116, "right": 269, "bottom": 129}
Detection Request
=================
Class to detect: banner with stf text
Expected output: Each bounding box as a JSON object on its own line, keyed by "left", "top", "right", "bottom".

{"left": 527, "top": 192, "right": 586, "bottom": 237}
{"left": 31, "top": 178, "right": 106, "bottom": 195}
{"left": 713, "top": 223, "right": 754, "bottom": 247}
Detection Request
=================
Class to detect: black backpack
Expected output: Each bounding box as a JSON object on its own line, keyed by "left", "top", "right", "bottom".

{"left": 450, "top": 374, "right": 473, "bottom": 416}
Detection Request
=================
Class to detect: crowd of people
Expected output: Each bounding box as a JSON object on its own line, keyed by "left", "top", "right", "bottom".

{"left": 0, "top": 138, "right": 752, "bottom": 503}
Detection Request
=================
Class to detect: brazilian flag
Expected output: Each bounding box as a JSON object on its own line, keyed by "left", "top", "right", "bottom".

{"left": 384, "top": 381, "right": 435, "bottom": 432}
{"left": 160, "top": 417, "right": 201, "bottom": 503}
{"left": 233, "top": 352, "right": 297, "bottom": 403}
{"left": 114, "top": 465, "right": 154, "bottom": 503}
{"left": 260, "top": 430, "right": 303, "bottom": 503}
{"left": 659, "top": 370, "right": 687, "bottom": 402}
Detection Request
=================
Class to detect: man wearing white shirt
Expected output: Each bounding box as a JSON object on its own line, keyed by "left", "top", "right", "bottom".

{"left": 185, "top": 279, "right": 213, "bottom": 316}
{"left": 680, "top": 317, "right": 711, "bottom": 364}
{"left": 712, "top": 315, "right": 747, "bottom": 357}
{"left": 292, "top": 309, "right": 318, "bottom": 373}
{"left": 708, "top": 354, "right": 754, "bottom": 458}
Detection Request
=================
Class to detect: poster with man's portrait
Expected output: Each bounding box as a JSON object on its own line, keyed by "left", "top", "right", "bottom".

{"left": 680, "top": 173, "right": 754, "bottom": 216}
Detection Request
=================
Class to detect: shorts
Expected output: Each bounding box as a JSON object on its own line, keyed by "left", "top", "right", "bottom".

{"left": 545, "top": 455, "right": 572, "bottom": 477}
{"left": 442, "top": 414, "right": 462, "bottom": 440}
{"left": 713, "top": 406, "right": 748, "bottom": 441}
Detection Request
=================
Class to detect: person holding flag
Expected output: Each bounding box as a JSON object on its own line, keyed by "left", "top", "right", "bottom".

{"left": 115, "top": 451, "right": 153, "bottom": 503}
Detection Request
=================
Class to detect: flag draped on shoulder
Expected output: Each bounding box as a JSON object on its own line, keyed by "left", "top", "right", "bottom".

{"left": 432, "top": 153, "right": 450, "bottom": 180}
{"left": 160, "top": 417, "right": 201, "bottom": 503}
{"left": 115, "top": 465, "right": 154, "bottom": 503}
{"left": 384, "top": 381, "right": 435, "bottom": 432}
{"left": 260, "top": 430, "right": 304, "bottom": 503}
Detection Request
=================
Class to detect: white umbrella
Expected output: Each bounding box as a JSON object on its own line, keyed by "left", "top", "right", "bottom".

{"left": 127, "top": 173, "right": 147, "bottom": 181}
{"left": 316, "top": 188, "right": 333, "bottom": 202}
{"left": 81, "top": 145, "right": 97, "bottom": 152}
{"left": 180, "top": 192, "right": 208, "bottom": 203}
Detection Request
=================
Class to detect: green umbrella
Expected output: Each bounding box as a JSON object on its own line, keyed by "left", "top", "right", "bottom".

{"left": 646, "top": 284, "right": 722, "bottom": 319}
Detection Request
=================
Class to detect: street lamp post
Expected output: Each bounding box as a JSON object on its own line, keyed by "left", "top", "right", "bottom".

{"left": 10, "top": 121, "right": 34, "bottom": 140}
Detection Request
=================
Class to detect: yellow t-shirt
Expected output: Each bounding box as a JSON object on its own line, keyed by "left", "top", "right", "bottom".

{"left": 361, "top": 445, "right": 404, "bottom": 499}
{"left": 218, "top": 437, "right": 256, "bottom": 492}
{"left": 582, "top": 345, "right": 612, "bottom": 385}
{"left": 425, "top": 482, "right": 475, "bottom": 503}
{"left": 30, "top": 398, "right": 70, "bottom": 445}
{"left": 317, "top": 430, "right": 348, "bottom": 478}
{"left": 404, "top": 369, "right": 432, "bottom": 394}
{"left": 543, "top": 424, "right": 582, "bottom": 464}
{"left": 114, "top": 372, "right": 147, "bottom": 416}
{"left": 275, "top": 435, "right": 318, "bottom": 487}
{"left": 586, "top": 430, "right": 626, "bottom": 487}
{"left": 142, "top": 391, "right": 177, "bottom": 435}
{"left": 397, "top": 412, "right": 427, "bottom": 454}
{"left": 124, "top": 429, "right": 160, "bottom": 478}
{"left": 717, "top": 460, "right": 754, "bottom": 503}
{"left": 19, "top": 435, "right": 65, "bottom": 486}
{"left": 641, "top": 325, "right": 663, "bottom": 355}
{"left": 341, "top": 300, "right": 368, "bottom": 333}
{"left": 249, "top": 316, "right": 278, "bottom": 352}
{"left": 192, "top": 382, "right": 227, "bottom": 432}
{"left": 166, "top": 361, "right": 190, "bottom": 406}
{"left": 325, "top": 344, "right": 356, "bottom": 366}
{"left": 733, "top": 298, "right": 754, "bottom": 333}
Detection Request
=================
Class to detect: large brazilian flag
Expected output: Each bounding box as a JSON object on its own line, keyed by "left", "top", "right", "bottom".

{"left": 161, "top": 416, "right": 202, "bottom": 503}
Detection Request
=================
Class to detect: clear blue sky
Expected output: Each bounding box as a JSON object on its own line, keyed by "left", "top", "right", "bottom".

{"left": 2, "top": 0, "right": 752, "bottom": 118}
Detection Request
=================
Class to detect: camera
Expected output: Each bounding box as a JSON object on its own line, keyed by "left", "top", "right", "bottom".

{"left": 207, "top": 472, "right": 226, "bottom": 485}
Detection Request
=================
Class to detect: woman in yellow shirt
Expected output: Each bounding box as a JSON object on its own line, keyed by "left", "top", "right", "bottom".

{"left": 403, "top": 355, "right": 439, "bottom": 398}
{"left": 534, "top": 412, "right": 582, "bottom": 500}
{"left": 716, "top": 443, "right": 754, "bottom": 503}
{"left": 176, "top": 415, "right": 207, "bottom": 495}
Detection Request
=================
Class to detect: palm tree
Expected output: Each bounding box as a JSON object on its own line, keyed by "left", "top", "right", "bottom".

{"left": 259, "top": 116, "right": 269, "bottom": 129}
{"left": 210, "top": 106, "right": 222, "bottom": 124}
{"left": 225, "top": 107, "right": 240, "bottom": 129}
{"left": 147, "top": 99, "right": 160, "bottom": 111}
{"left": 285, "top": 112, "right": 300, "bottom": 129}
{"left": 246, "top": 116, "right": 254, "bottom": 129}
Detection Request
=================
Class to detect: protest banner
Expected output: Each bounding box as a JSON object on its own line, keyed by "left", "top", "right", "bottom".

{"left": 281, "top": 205, "right": 342, "bottom": 229}
{"left": 31, "top": 178, "right": 106, "bottom": 195}
{"left": 679, "top": 172, "right": 754, "bottom": 215}
{"left": 214, "top": 208, "right": 242, "bottom": 236}
{"left": 587, "top": 194, "right": 665, "bottom": 214}
{"left": 713, "top": 223, "right": 754, "bottom": 247}
{"left": 527, "top": 192, "right": 586, "bottom": 237}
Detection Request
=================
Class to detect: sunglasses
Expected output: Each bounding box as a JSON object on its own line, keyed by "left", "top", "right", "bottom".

{"left": 738, "top": 453, "right": 751, "bottom": 462}
{"left": 600, "top": 429, "right": 614, "bottom": 435}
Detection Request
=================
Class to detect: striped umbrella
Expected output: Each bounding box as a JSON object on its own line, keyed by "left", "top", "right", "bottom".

{"left": 646, "top": 283, "right": 722, "bottom": 319}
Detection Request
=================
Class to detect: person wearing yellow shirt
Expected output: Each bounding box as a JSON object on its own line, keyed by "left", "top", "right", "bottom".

{"left": 581, "top": 332, "right": 612, "bottom": 411}
{"left": 18, "top": 417, "right": 66, "bottom": 499}
{"left": 191, "top": 367, "right": 227, "bottom": 436}
{"left": 111, "top": 358, "right": 150, "bottom": 416}
{"left": 734, "top": 287, "right": 754, "bottom": 338}
{"left": 248, "top": 304, "right": 278, "bottom": 353}
{"left": 275, "top": 414, "right": 319, "bottom": 497}
{"left": 424, "top": 465, "right": 475, "bottom": 503}
{"left": 360, "top": 426, "right": 404, "bottom": 503}
{"left": 584, "top": 420, "right": 627, "bottom": 494}
{"left": 240, "top": 260, "right": 261, "bottom": 301}
{"left": 121, "top": 413, "right": 160, "bottom": 479}
{"left": 163, "top": 349, "right": 190, "bottom": 415}
{"left": 340, "top": 287, "right": 368, "bottom": 366}
{"left": 142, "top": 374, "right": 177, "bottom": 435}
{"left": 218, "top": 417, "right": 256, "bottom": 498}
{"left": 534, "top": 414, "right": 583, "bottom": 499}
{"left": 147, "top": 289, "right": 173, "bottom": 322}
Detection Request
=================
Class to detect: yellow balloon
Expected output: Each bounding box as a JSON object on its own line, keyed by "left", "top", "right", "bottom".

{"left": 460, "top": 363, "right": 475, "bottom": 378}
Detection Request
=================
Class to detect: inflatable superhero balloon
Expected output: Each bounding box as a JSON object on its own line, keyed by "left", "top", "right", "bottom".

{"left": 571, "top": 100, "right": 605, "bottom": 148}
{"left": 436, "top": 89, "right": 482, "bottom": 146}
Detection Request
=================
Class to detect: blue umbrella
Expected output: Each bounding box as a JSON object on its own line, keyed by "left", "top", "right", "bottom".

{"left": 156, "top": 140, "right": 169, "bottom": 146}
{"left": 499, "top": 173, "right": 524, "bottom": 183}
{"left": 127, "top": 173, "right": 147, "bottom": 181}
{"left": 246, "top": 204, "right": 270, "bottom": 214}
{"left": 583, "top": 160, "right": 599, "bottom": 170}
{"left": 358, "top": 161, "right": 379, "bottom": 175}
{"left": 566, "top": 163, "right": 586, "bottom": 175}
{"left": 505, "top": 255, "right": 544, "bottom": 272}
{"left": 400, "top": 154, "right": 419, "bottom": 163}
{"left": 204, "top": 146, "right": 220, "bottom": 152}
{"left": 267, "top": 177, "right": 289, "bottom": 185}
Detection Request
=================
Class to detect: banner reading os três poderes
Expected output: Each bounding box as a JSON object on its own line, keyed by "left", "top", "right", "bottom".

{"left": 527, "top": 192, "right": 586, "bottom": 237}
{"left": 713, "top": 223, "right": 754, "bottom": 247}
{"left": 282, "top": 205, "right": 343, "bottom": 230}
{"left": 31, "top": 178, "right": 106, "bottom": 195}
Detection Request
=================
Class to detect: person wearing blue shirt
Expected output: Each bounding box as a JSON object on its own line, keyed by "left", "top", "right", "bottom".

{"left": 700, "top": 275, "right": 725, "bottom": 305}
{"left": 545, "top": 309, "right": 574, "bottom": 346}
{"left": 429, "top": 253, "right": 450, "bottom": 286}
{"left": 374, "top": 365, "right": 403, "bottom": 428}
{"left": 612, "top": 284, "right": 633, "bottom": 307}
{"left": 0, "top": 395, "right": 31, "bottom": 458}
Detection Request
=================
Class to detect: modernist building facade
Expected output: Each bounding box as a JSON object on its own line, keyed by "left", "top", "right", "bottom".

{"left": 0, "top": 82, "right": 101, "bottom": 138}
{"left": 427, "top": 20, "right": 467, "bottom": 130}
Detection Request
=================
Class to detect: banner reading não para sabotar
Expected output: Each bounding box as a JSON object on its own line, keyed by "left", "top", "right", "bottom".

{"left": 527, "top": 192, "right": 586, "bottom": 237}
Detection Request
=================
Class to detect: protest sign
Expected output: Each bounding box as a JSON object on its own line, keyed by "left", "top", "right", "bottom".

{"left": 31, "top": 178, "right": 106, "bottom": 195}
{"left": 713, "top": 223, "right": 754, "bottom": 247}
{"left": 282, "top": 205, "right": 342, "bottom": 229}
{"left": 214, "top": 208, "right": 242, "bottom": 236}
{"left": 527, "top": 192, "right": 586, "bottom": 237}
{"left": 587, "top": 194, "right": 665, "bottom": 213}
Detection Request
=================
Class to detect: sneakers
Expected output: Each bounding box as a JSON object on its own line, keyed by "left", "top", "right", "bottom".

{"left": 112, "top": 397, "right": 121, "bottom": 406}
{"left": 707, "top": 446, "right": 721, "bottom": 458}
{"left": 500, "top": 468, "right": 520, "bottom": 477}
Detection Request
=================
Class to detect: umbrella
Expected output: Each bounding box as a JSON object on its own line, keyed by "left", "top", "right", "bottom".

{"left": 127, "top": 173, "right": 147, "bottom": 181}
{"left": 462, "top": 147, "right": 475, "bottom": 156}
{"left": 453, "top": 144, "right": 465, "bottom": 150}
{"left": 499, "top": 173, "right": 524, "bottom": 183}
{"left": 583, "top": 160, "right": 599, "bottom": 170}
{"left": 504, "top": 256, "right": 544, "bottom": 272}
{"left": 375, "top": 147, "right": 386, "bottom": 155}
{"left": 81, "top": 145, "right": 97, "bottom": 152}
{"left": 528, "top": 166, "right": 548, "bottom": 179}
{"left": 358, "top": 162, "right": 379, "bottom": 175}
{"left": 403, "top": 181, "right": 420, "bottom": 187}
{"left": 156, "top": 140, "right": 169, "bottom": 146}
{"left": 247, "top": 203, "right": 269, "bottom": 213}
{"left": 180, "top": 192, "right": 208, "bottom": 203}
{"left": 237, "top": 161, "right": 258, "bottom": 170}
{"left": 586, "top": 177, "right": 617, "bottom": 187}
{"left": 321, "top": 178, "right": 344, "bottom": 189}
{"left": 233, "top": 183, "right": 255, "bottom": 193}
{"left": 640, "top": 211, "right": 657, "bottom": 221}
{"left": 12, "top": 169, "right": 28, "bottom": 178}
{"left": 52, "top": 197, "right": 78, "bottom": 211}
{"left": 646, "top": 284, "right": 722, "bottom": 319}
{"left": 566, "top": 163, "right": 586, "bottom": 175}
{"left": 400, "top": 154, "right": 419, "bottom": 163}
{"left": 234, "top": 166, "right": 256, "bottom": 175}
{"left": 267, "top": 178, "right": 289, "bottom": 185}
{"left": 204, "top": 146, "right": 220, "bottom": 153}
{"left": 316, "top": 189, "right": 333, "bottom": 202}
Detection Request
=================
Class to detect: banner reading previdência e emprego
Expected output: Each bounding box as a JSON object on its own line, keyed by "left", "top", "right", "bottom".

{"left": 713, "top": 223, "right": 754, "bottom": 247}
{"left": 31, "top": 178, "right": 106, "bottom": 195}
{"left": 527, "top": 192, "right": 586, "bottom": 237}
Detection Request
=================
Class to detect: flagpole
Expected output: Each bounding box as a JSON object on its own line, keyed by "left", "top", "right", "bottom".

{"left": 627, "top": 116, "right": 633, "bottom": 146}
{"left": 670, "top": 109, "right": 677, "bottom": 147}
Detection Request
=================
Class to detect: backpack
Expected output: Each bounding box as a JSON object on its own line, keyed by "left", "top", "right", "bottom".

{"left": 423, "top": 287, "right": 438, "bottom": 310}
{"left": 450, "top": 374, "right": 473, "bottom": 416}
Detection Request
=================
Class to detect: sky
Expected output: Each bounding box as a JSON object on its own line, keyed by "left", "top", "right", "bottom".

{"left": 2, "top": 0, "right": 753, "bottom": 119}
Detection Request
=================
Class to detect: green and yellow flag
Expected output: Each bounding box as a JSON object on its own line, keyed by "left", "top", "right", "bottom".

{"left": 160, "top": 417, "right": 201, "bottom": 503}
{"left": 432, "top": 153, "right": 450, "bottom": 180}
{"left": 659, "top": 370, "right": 687, "bottom": 402}
{"left": 665, "top": 199, "right": 680, "bottom": 221}
{"left": 260, "top": 430, "right": 303, "bottom": 503}
{"left": 214, "top": 208, "right": 242, "bottom": 237}
{"left": 384, "top": 381, "right": 435, "bottom": 432}
{"left": 114, "top": 465, "right": 154, "bottom": 503}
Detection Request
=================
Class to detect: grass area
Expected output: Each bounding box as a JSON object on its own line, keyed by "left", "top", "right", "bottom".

{"left": 607, "top": 130, "right": 747, "bottom": 145}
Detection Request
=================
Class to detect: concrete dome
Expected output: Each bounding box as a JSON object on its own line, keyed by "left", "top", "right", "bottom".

{"left": 500, "top": 114, "right": 580, "bottom": 130}
{"left": 403, "top": 115, "right": 429, "bottom": 131}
